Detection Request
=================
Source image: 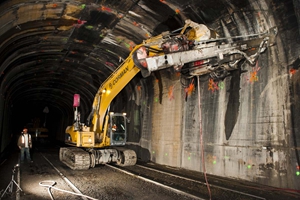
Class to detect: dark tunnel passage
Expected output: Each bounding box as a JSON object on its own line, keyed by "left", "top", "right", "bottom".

{"left": 0, "top": 0, "right": 300, "bottom": 191}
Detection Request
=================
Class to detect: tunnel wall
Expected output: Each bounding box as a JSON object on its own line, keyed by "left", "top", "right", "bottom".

{"left": 0, "top": 95, "right": 12, "bottom": 155}
{"left": 144, "top": 51, "right": 299, "bottom": 190}
{"left": 0, "top": 95, "right": 5, "bottom": 153}
{"left": 149, "top": 72, "right": 183, "bottom": 166}
{"left": 136, "top": 0, "right": 300, "bottom": 190}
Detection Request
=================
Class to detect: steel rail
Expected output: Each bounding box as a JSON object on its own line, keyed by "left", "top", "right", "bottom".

{"left": 106, "top": 164, "right": 205, "bottom": 200}
{"left": 135, "top": 164, "right": 266, "bottom": 200}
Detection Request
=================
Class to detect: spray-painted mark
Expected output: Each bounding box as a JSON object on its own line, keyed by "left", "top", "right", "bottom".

{"left": 105, "top": 62, "right": 114, "bottom": 67}
{"left": 168, "top": 85, "right": 175, "bottom": 100}
{"left": 218, "top": 81, "right": 224, "bottom": 89}
{"left": 85, "top": 25, "right": 94, "bottom": 30}
{"left": 137, "top": 86, "right": 142, "bottom": 91}
{"left": 185, "top": 79, "right": 195, "bottom": 99}
{"left": 208, "top": 79, "right": 219, "bottom": 92}
{"left": 249, "top": 61, "right": 261, "bottom": 83}
{"left": 100, "top": 6, "right": 112, "bottom": 12}
{"left": 290, "top": 68, "right": 296, "bottom": 75}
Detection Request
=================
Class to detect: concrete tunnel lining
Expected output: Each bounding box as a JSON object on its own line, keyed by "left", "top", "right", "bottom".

{"left": 0, "top": 0, "right": 299, "bottom": 190}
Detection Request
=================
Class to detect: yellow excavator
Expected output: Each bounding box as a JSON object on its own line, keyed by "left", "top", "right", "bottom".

{"left": 59, "top": 19, "right": 277, "bottom": 170}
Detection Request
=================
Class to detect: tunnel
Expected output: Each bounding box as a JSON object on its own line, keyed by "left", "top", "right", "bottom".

{"left": 0, "top": 0, "right": 299, "bottom": 192}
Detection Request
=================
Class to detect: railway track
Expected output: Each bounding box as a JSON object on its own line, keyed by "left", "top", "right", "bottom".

{"left": 42, "top": 152, "right": 266, "bottom": 200}
{"left": 107, "top": 163, "right": 267, "bottom": 200}
{"left": 15, "top": 145, "right": 300, "bottom": 200}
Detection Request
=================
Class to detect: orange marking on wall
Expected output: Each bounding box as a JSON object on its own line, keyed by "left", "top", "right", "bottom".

{"left": 185, "top": 79, "right": 195, "bottom": 97}
{"left": 100, "top": 6, "right": 112, "bottom": 12}
{"left": 168, "top": 85, "right": 175, "bottom": 100}
{"left": 137, "top": 86, "right": 142, "bottom": 91}
{"left": 290, "top": 68, "right": 296, "bottom": 75}
{"left": 208, "top": 79, "right": 219, "bottom": 92}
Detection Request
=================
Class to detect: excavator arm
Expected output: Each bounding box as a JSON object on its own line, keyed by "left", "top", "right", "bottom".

{"left": 60, "top": 20, "right": 277, "bottom": 170}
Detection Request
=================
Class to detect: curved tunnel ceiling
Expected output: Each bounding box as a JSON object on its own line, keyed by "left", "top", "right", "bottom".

{"left": 0, "top": 0, "right": 298, "bottom": 130}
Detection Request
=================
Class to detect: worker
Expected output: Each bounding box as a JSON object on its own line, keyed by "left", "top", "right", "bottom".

{"left": 112, "top": 124, "right": 117, "bottom": 131}
{"left": 17, "top": 128, "right": 33, "bottom": 163}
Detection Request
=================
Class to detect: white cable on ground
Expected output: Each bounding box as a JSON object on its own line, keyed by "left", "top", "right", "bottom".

{"left": 39, "top": 181, "right": 98, "bottom": 200}
{"left": 40, "top": 153, "right": 97, "bottom": 200}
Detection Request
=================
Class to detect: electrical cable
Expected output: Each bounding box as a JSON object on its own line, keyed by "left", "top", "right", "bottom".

{"left": 197, "top": 76, "right": 212, "bottom": 200}
{"left": 41, "top": 153, "right": 92, "bottom": 200}
{"left": 39, "top": 181, "right": 98, "bottom": 200}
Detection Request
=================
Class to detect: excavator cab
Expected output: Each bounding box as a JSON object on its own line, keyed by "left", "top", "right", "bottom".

{"left": 108, "top": 113, "right": 127, "bottom": 146}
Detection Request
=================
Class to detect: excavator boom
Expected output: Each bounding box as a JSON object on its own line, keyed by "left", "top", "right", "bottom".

{"left": 59, "top": 20, "right": 277, "bottom": 170}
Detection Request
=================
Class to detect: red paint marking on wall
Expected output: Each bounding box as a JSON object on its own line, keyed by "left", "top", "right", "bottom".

{"left": 168, "top": 85, "right": 175, "bottom": 100}
{"left": 77, "top": 20, "right": 87, "bottom": 24}
{"left": 290, "top": 68, "right": 296, "bottom": 75}
{"left": 100, "top": 6, "right": 112, "bottom": 12}
{"left": 105, "top": 62, "right": 114, "bottom": 67}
